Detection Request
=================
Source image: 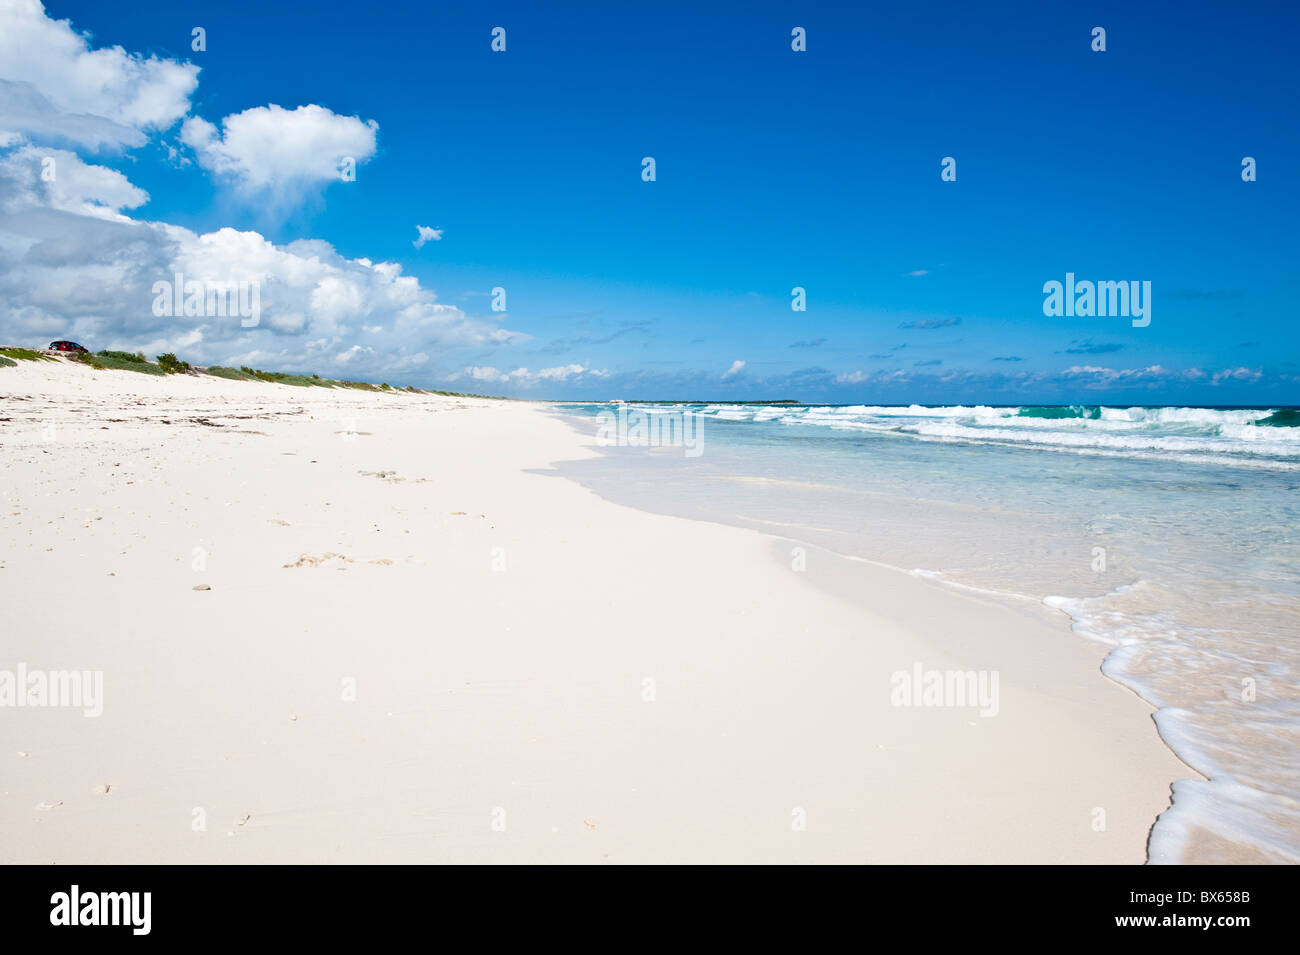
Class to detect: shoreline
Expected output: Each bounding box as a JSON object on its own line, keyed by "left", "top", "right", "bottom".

{"left": 0, "top": 361, "right": 1188, "bottom": 862}
{"left": 543, "top": 403, "right": 1300, "bottom": 864}
{"left": 547, "top": 407, "right": 1202, "bottom": 860}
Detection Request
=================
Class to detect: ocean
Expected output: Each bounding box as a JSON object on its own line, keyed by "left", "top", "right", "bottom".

{"left": 550, "top": 402, "right": 1300, "bottom": 864}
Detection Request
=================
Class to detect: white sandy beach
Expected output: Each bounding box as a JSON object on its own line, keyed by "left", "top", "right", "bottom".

{"left": 0, "top": 359, "right": 1192, "bottom": 863}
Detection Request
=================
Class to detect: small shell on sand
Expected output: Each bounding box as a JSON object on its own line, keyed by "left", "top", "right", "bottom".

{"left": 16, "top": 751, "right": 28, "bottom": 758}
{"left": 192, "top": 584, "right": 211, "bottom": 591}
{"left": 235, "top": 813, "right": 250, "bottom": 827}
{"left": 287, "top": 714, "right": 298, "bottom": 722}
{"left": 93, "top": 783, "right": 110, "bottom": 795}
{"left": 36, "top": 801, "right": 62, "bottom": 810}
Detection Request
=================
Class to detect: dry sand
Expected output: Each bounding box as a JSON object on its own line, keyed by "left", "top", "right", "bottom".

{"left": 0, "top": 359, "right": 1192, "bottom": 863}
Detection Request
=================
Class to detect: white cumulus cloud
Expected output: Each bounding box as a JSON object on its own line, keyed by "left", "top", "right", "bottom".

{"left": 0, "top": 0, "right": 198, "bottom": 149}
{"left": 181, "top": 103, "right": 378, "bottom": 193}
{"left": 0, "top": 145, "right": 148, "bottom": 219}
{"left": 413, "top": 225, "right": 442, "bottom": 248}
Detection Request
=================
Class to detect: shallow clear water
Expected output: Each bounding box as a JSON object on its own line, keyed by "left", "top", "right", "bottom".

{"left": 551, "top": 402, "right": 1300, "bottom": 863}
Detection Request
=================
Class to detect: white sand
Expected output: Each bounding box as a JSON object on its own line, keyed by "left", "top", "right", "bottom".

{"left": 0, "top": 359, "right": 1191, "bottom": 863}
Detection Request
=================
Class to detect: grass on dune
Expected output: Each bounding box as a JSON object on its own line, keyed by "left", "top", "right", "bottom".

{"left": 258, "top": 373, "right": 318, "bottom": 387}
{"left": 0, "top": 343, "right": 510, "bottom": 397}
{"left": 73, "top": 352, "right": 167, "bottom": 375}
{"left": 213, "top": 367, "right": 398, "bottom": 391}
{"left": 205, "top": 365, "right": 257, "bottom": 381}
{"left": 75, "top": 351, "right": 190, "bottom": 375}
{"left": 247, "top": 368, "right": 334, "bottom": 387}
{"left": 0, "top": 355, "right": 15, "bottom": 368}
{"left": 0, "top": 347, "right": 57, "bottom": 362}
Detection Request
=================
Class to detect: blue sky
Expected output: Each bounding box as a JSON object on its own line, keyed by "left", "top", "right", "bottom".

{"left": 2, "top": 0, "right": 1297, "bottom": 403}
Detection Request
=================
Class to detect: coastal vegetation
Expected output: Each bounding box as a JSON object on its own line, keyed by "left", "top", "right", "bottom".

{"left": 0, "top": 343, "right": 509, "bottom": 398}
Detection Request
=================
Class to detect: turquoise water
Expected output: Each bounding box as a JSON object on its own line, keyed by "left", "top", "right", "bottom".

{"left": 552, "top": 402, "right": 1300, "bottom": 863}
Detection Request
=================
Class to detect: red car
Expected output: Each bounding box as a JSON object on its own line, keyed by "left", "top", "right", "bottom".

{"left": 49, "top": 340, "right": 88, "bottom": 353}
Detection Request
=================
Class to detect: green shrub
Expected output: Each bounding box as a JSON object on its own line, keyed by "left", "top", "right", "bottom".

{"left": 96, "top": 350, "right": 147, "bottom": 363}
{"left": 156, "top": 353, "right": 192, "bottom": 374}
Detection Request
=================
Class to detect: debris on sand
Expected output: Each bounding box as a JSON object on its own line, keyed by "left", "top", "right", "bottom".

{"left": 282, "top": 552, "right": 353, "bottom": 569}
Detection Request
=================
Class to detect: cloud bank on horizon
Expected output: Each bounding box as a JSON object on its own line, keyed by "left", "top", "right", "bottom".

{"left": 0, "top": 0, "right": 1294, "bottom": 403}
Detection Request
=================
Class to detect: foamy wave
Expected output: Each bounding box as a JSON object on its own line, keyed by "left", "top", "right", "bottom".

{"left": 684, "top": 403, "right": 1300, "bottom": 466}
{"left": 1047, "top": 585, "right": 1300, "bottom": 865}
{"left": 902, "top": 421, "right": 1299, "bottom": 457}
